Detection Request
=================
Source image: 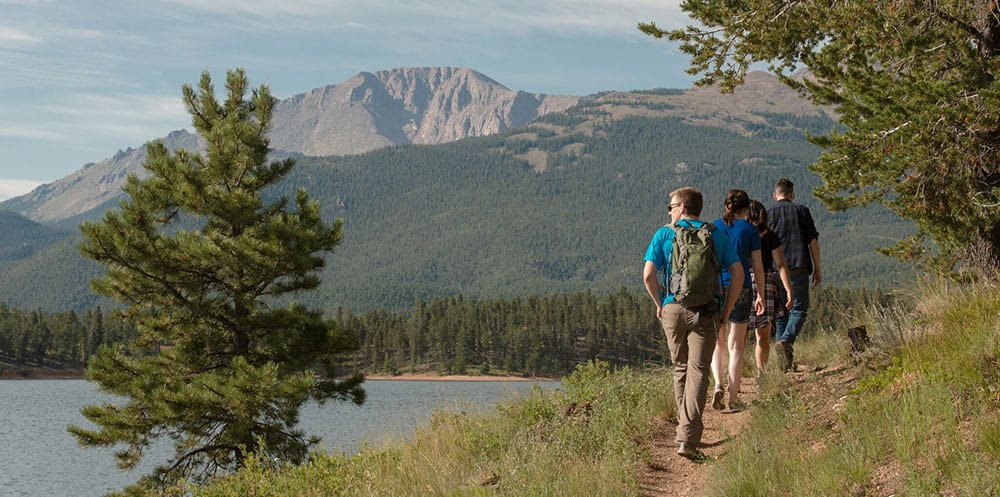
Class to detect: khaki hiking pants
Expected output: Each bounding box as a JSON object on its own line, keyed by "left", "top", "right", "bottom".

{"left": 660, "top": 303, "right": 719, "bottom": 445}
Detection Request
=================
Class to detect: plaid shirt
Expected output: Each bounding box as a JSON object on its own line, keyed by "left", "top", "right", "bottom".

{"left": 767, "top": 199, "right": 819, "bottom": 273}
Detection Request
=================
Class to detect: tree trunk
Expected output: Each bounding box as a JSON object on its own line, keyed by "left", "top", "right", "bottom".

{"left": 977, "top": 1, "right": 1000, "bottom": 57}
{"left": 964, "top": 225, "right": 1000, "bottom": 275}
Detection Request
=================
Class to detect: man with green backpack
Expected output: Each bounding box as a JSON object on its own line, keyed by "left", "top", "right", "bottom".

{"left": 642, "top": 186, "right": 743, "bottom": 460}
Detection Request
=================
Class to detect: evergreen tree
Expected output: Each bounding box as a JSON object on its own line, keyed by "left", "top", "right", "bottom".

{"left": 69, "top": 69, "right": 364, "bottom": 493}
{"left": 641, "top": 1, "right": 1000, "bottom": 273}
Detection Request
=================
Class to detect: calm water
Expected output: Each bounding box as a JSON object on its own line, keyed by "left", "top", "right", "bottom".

{"left": 0, "top": 379, "right": 557, "bottom": 497}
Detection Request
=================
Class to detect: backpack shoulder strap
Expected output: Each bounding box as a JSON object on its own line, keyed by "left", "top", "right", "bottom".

{"left": 671, "top": 219, "right": 713, "bottom": 232}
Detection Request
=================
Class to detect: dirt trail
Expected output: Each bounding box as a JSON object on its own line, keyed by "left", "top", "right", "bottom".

{"left": 637, "top": 376, "right": 758, "bottom": 497}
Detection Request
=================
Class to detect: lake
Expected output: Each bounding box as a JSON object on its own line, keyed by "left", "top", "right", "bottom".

{"left": 0, "top": 378, "right": 558, "bottom": 497}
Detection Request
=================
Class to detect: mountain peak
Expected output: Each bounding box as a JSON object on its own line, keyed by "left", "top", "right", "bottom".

{"left": 372, "top": 66, "right": 508, "bottom": 90}
{"left": 268, "top": 66, "right": 579, "bottom": 156}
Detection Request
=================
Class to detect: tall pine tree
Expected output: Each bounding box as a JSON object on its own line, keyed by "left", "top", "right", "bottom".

{"left": 641, "top": 1, "right": 1000, "bottom": 274}
{"left": 70, "top": 69, "right": 364, "bottom": 494}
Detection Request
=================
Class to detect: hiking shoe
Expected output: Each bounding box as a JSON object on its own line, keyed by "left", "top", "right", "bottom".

{"left": 712, "top": 389, "right": 725, "bottom": 410}
{"left": 774, "top": 342, "right": 790, "bottom": 372}
{"left": 728, "top": 399, "right": 748, "bottom": 412}
{"left": 677, "top": 442, "right": 706, "bottom": 461}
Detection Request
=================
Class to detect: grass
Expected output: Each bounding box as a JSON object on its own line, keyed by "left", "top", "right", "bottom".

{"left": 186, "top": 361, "right": 674, "bottom": 497}
{"left": 151, "top": 278, "right": 999, "bottom": 497}
{"left": 711, "top": 277, "right": 1000, "bottom": 496}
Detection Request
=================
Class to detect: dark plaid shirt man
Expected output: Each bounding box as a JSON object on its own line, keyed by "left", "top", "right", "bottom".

{"left": 768, "top": 200, "right": 819, "bottom": 272}
{"left": 767, "top": 178, "right": 821, "bottom": 370}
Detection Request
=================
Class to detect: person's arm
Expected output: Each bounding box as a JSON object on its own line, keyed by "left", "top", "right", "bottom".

{"left": 809, "top": 238, "right": 822, "bottom": 288}
{"left": 801, "top": 207, "right": 821, "bottom": 288}
{"left": 750, "top": 248, "right": 765, "bottom": 315}
{"left": 773, "top": 246, "right": 794, "bottom": 309}
{"left": 643, "top": 261, "right": 664, "bottom": 319}
{"left": 721, "top": 261, "right": 744, "bottom": 326}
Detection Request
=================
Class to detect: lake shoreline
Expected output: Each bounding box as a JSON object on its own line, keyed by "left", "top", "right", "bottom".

{"left": 0, "top": 366, "right": 86, "bottom": 380}
{"left": 0, "top": 367, "right": 560, "bottom": 382}
{"left": 366, "top": 372, "right": 560, "bottom": 382}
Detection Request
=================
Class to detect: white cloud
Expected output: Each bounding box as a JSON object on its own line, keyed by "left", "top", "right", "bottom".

{"left": 0, "top": 179, "right": 43, "bottom": 201}
{"left": 0, "top": 125, "right": 67, "bottom": 141}
{"left": 52, "top": 93, "right": 188, "bottom": 123}
{"left": 342, "top": 21, "right": 373, "bottom": 31}
{"left": 449, "top": 0, "right": 688, "bottom": 36}
{"left": 0, "top": 25, "right": 39, "bottom": 45}
{"left": 60, "top": 94, "right": 188, "bottom": 144}
{"left": 158, "top": 0, "right": 340, "bottom": 16}
{"left": 0, "top": 93, "right": 188, "bottom": 149}
{"left": 0, "top": 0, "right": 56, "bottom": 5}
{"left": 155, "top": 0, "right": 687, "bottom": 37}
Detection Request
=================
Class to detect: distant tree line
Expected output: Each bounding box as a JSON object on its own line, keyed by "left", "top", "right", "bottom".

{"left": 341, "top": 288, "right": 666, "bottom": 377}
{"left": 0, "top": 304, "right": 134, "bottom": 369}
{"left": 343, "top": 285, "right": 893, "bottom": 376}
{"left": 1, "top": 285, "right": 891, "bottom": 377}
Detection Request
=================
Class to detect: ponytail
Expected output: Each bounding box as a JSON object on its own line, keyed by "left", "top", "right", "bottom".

{"left": 722, "top": 189, "right": 750, "bottom": 225}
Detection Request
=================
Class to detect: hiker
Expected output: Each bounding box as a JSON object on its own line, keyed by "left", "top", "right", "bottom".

{"left": 746, "top": 199, "right": 794, "bottom": 377}
{"left": 710, "top": 189, "right": 765, "bottom": 412}
{"left": 643, "top": 186, "right": 743, "bottom": 460}
{"left": 767, "top": 178, "right": 821, "bottom": 371}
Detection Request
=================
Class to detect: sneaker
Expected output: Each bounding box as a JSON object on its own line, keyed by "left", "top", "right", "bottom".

{"left": 728, "top": 399, "right": 748, "bottom": 412}
{"left": 677, "top": 442, "right": 706, "bottom": 461}
{"left": 712, "top": 389, "right": 725, "bottom": 410}
{"left": 774, "top": 342, "right": 790, "bottom": 372}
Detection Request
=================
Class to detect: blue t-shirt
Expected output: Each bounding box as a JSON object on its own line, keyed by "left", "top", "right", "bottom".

{"left": 712, "top": 218, "right": 761, "bottom": 289}
{"left": 643, "top": 219, "right": 739, "bottom": 307}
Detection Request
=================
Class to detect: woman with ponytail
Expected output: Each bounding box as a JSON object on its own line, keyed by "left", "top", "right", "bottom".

{"left": 711, "top": 189, "right": 765, "bottom": 412}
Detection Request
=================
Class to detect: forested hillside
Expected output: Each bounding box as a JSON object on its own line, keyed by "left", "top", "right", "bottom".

{"left": 283, "top": 112, "right": 911, "bottom": 311}
{"left": 0, "top": 211, "right": 70, "bottom": 266}
{"left": 0, "top": 85, "right": 914, "bottom": 312}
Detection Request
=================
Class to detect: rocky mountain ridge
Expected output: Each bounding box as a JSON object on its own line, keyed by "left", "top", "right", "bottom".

{"left": 270, "top": 67, "right": 579, "bottom": 156}
{"left": 2, "top": 67, "right": 579, "bottom": 223}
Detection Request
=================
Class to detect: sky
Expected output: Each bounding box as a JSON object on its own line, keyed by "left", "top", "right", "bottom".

{"left": 0, "top": 0, "right": 696, "bottom": 200}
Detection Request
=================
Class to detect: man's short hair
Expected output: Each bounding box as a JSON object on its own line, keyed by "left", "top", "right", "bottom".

{"left": 775, "top": 178, "right": 795, "bottom": 195}
{"left": 670, "top": 187, "right": 703, "bottom": 216}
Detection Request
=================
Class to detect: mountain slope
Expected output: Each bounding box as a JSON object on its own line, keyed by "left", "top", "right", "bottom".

{"left": 0, "top": 211, "right": 71, "bottom": 264}
{"left": 1, "top": 67, "right": 578, "bottom": 223}
{"left": 0, "top": 130, "right": 204, "bottom": 223}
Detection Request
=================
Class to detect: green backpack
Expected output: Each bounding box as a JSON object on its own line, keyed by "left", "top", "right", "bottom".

{"left": 668, "top": 222, "right": 721, "bottom": 309}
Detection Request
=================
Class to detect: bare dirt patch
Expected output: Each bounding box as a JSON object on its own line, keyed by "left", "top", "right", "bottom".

{"left": 514, "top": 149, "right": 550, "bottom": 172}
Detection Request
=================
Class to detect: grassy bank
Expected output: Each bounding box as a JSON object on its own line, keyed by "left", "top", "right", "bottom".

{"left": 187, "top": 361, "right": 674, "bottom": 497}
{"left": 146, "top": 278, "right": 998, "bottom": 496}
{"left": 713, "top": 278, "right": 1000, "bottom": 496}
